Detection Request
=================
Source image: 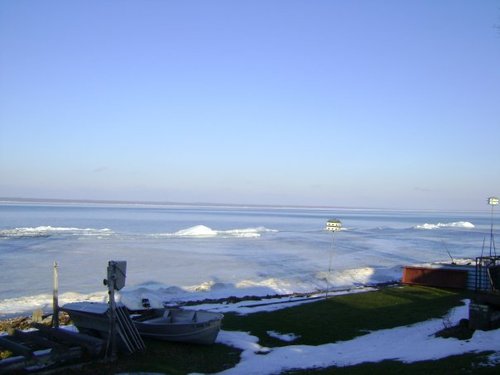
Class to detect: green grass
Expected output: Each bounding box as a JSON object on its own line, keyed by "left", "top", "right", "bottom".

{"left": 222, "top": 285, "right": 471, "bottom": 347}
{"left": 67, "top": 340, "right": 241, "bottom": 374}
{"left": 63, "top": 285, "right": 499, "bottom": 374}
{"left": 114, "top": 339, "right": 240, "bottom": 375}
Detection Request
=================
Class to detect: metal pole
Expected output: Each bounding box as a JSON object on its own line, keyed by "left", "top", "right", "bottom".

{"left": 109, "top": 280, "right": 117, "bottom": 359}
{"left": 324, "top": 219, "right": 342, "bottom": 299}
{"left": 490, "top": 204, "right": 496, "bottom": 257}
{"left": 328, "top": 233, "right": 333, "bottom": 273}
{"left": 326, "top": 231, "right": 335, "bottom": 298}
{"left": 488, "top": 197, "right": 498, "bottom": 258}
{"left": 52, "top": 261, "right": 59, "bottom": 328}
{"left": 106, "top": 262, "right": 117, "bottom": 360}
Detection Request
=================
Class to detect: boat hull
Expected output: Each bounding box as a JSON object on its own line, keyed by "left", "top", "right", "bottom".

{"left": 62, "top": 302, "right": 146, "bottom": 353}
{"left": 62, "top": 303, "right": 223, "bottom": 345}
{"left": 132, "top": 308, "right": 223, "bottom": 345}
{"left": 62, "top": 302, "right": 110, "bottom": 336}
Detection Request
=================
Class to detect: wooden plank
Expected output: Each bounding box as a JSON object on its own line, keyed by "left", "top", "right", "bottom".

{"left": 0, "top": 326, "right": 105, "bottom": 373}
{"left": 0, "top": 336, "right": 33, "bottom": 358}
{"left": 33, "top": 324, "right": 104, "bottom": 357}
{"left": 13, "top": 329, "right": 68, "bottom": 352}
{"left": 0, "top": 336, "right": 34, "bottom": 358}
{"left": 0, "top": 347, "right": 83, "bottom": 373}
{"left": 0, "top": 355, "right": 31, "bottom": 373}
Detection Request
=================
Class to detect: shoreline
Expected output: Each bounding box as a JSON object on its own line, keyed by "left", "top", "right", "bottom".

{"left": 0, "top": 312, "right": 71, "bottom": 333}
{"left": 0, "top": 196, "right": 484, "bottom": 212}
{"left": 0, "top": 282, "right": 399, "bottom": 333}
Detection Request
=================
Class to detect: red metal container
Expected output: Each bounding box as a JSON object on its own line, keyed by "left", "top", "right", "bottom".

{"left": 402, "top": 266, "right": 468, "bottom": 289}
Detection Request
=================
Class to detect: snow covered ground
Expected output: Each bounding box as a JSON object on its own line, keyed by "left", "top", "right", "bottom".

{"left": 212, "top": 299, "right": 500, "bottom": 374}
{"left": 3, "top": 290, "right": 497, "bottom": 374}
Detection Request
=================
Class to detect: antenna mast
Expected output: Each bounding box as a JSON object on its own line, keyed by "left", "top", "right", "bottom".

{"left": 488, "top": 197, "right": 498, "bottom": 257}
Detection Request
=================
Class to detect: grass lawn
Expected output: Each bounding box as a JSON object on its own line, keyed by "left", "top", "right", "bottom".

{"left": 222, "top": 285, "right": 472, "bottom": 347}
{"left": 61, "top": 285, "right": 499, "bottom": 374}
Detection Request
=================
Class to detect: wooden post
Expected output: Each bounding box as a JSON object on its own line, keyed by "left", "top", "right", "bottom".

{"left": 52, "top": 261, "right": 59, "bottom": 328}
{"left": 105, "top": 261, "right": 118, "bottom": 360}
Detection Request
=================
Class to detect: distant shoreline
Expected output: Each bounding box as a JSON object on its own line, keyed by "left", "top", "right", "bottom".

{"left": 0, "top": 197, "right": 480, "bottom": 213}
{"left": 0, "top": 196, "right": 383, "bottom": 210}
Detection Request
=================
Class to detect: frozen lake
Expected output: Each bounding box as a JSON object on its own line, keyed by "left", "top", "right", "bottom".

{"left": 0, "top": 202, "right": 494, "bottom": 316}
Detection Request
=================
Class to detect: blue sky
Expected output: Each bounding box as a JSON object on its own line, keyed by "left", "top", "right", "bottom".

{"left": 1, "top": 1, "right": 499, "bottom": 210}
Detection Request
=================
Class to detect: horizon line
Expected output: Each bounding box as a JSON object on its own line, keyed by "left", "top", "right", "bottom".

{"left": 0, "top": 196, "right": 484, "bottom": 212}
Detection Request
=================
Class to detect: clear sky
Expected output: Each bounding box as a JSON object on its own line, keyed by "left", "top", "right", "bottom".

{"left": 1, "top": 1, "right": 499, "bottom": 210}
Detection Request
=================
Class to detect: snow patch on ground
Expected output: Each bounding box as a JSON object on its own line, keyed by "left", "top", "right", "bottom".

{"left": 215, "top": 301, "right": 500, "bottom": 374}
{"left": 267, "top": 330, "right": 301, "bottom": 342}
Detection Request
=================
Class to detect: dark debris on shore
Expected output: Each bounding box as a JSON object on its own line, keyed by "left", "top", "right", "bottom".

{"left": 0, "top": 312, "right": 71, "bottom": 333}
